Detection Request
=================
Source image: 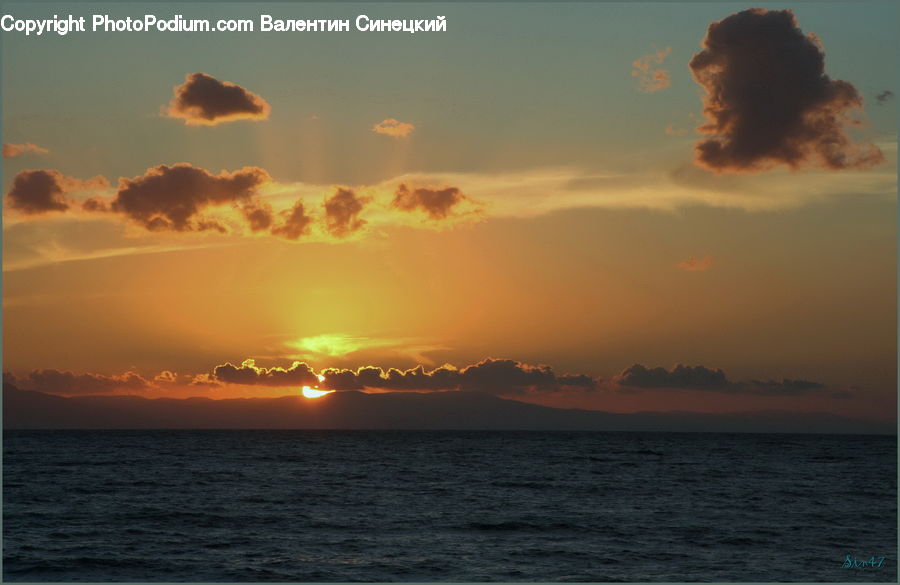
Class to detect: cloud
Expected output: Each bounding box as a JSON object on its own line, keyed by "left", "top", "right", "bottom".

{"left": 4, "top": 369, "right": 152, "bottom": 395}
{"left": 324, "top": 187, "right": 370, "bottom": 237}
{"left": 94, "top": 163, "right": 270, "bottom": 232}
{"left": 632, "top": 47, "right": 671, "bottom": 93}
{"left": 210, "top": 358, "right": 318, "bottom": 387}
{"left": 270, "top": 200, "right": 314, "bottom": 240}
{"left": 744, "top": 378, "right": 826, "bottom": 396}
{"left": 876, "top": 90, "right": 895, "bottom": 105}
{"left": 677, "top": 256, "right": 713, "bottom": 271}
{"left": 392, "top": 184, "right": 469, "bottom": 220}
{"left": 6, "top": 169, "right": 108, "bottom": 215}
{"left": 615, "top": 363, "right": 827, "bottom": 396}
{"left": 372, "top": 118, "right": 415, "bottom": 138}
{"left": 3, "top": 142, "right": 49, "bottom": 158}
{"left": 166, "top": 72, "right": 271, "bottom": 126}
{"left": 665, "top": 125, "right": 688, "bottom": 136}
{"left": 240, "top": 200, "right": 274, "bottom": 232}
{"left": 321, "top": 358, "right": 598, "bottom": 395}
{"left": 689, "top": 8, "right": 883, "bottom": 173}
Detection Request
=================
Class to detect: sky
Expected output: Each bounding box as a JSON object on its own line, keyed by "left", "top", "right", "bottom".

{"left": 2, "top": 2, "right": 897, "bottom": 425}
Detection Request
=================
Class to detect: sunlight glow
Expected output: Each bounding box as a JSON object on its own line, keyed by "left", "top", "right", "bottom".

{"left": 301, "top": 385, "right": 334, "bottom": 399}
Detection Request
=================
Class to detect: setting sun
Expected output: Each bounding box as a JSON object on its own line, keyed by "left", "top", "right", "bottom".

{"left": 301, "top": 386, "right": 334, "bottom": 399}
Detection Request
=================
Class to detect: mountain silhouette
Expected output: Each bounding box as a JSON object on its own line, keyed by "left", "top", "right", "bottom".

{"left": 2, "top": 384, "right": 892, "bottom": 434}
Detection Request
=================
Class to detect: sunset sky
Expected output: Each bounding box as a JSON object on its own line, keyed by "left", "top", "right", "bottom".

{"left": 3, "top": 2, "right": 897, "bottom": 423}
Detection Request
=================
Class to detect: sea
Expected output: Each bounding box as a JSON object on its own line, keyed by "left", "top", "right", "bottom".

{"left": 3, "top": 430, "right": 897, "bottom": 582}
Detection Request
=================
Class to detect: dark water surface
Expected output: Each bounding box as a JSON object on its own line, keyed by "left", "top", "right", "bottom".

{"left": 3, "top": 430, "right": 896, "bottom": 582}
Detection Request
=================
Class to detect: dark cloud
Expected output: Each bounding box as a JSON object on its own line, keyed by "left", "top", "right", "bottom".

{"left": 211, "top": 359, "right": 319, "bottom": 387}
{"left": 392, "top": 184, "right": 467, "bottom": 220}
{"left": 240, "top": 200, "right": 274, "bottom": 232}
{"left": 689, "top": 8, "right": 883, "bottom": 172}
{"left": 875, "top": 90, "right": 895, "bottom": 105}
{"left": 615, "top": 363, "right": 827, "bottom": 396}
{"left": 324, "top": 188, "right": 369, "bottom": 237}
{"left": 6, "top": 169, "right": 108, "bottom": 215}
{"left": 3, "top": 142, "right": 49, "bottom": 158}
{"left": 744, "top": 378, "right": 826, "bottom": 396}
{"left": 271, "top": 200, "right": 313, "bottom": 240}
{"left": 322, "top": 358, "right": 598, "bottom": 395}
{"left": 617, "top": 364, "right": 729, "bottom": 390}
{"left": 166, "top": 72, "right": 271, "bottom": 126}
{"left": 4, "top": 369, "right": 152, "bottom": 395}
{"left": 96, "top": 163, "right": 270, "bottom": 232}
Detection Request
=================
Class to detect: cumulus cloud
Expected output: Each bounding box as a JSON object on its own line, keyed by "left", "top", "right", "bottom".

{"left": 92, "top": 163, "right": 270, "bottom": 232}
{"left": 211, "top": 358, "right": 319, "bottom": 387}
{"left": 166, "top": 72, "right": 271, "bottom": 126}
{"left": 321, "top": 358, "right": 597, "bottom": 396}
{"left": 875, "top": 90, "right": 895, "bottom": 105}
{"left": 4, "top": 369, "right": 152, "bottom": 395}
{"left": 392, "top": 184, "right": 469, "bottom": 220}
{"left": 324, "top": 188, "right": 370, "bottom": 237}
{"left": 615, "top": 363, "right": 827, "bottom": 396}
{"left": 3, "top": 142, "right": 49, "bottom": 158}
{"left": 6, "top": 169, "right": 108, "bottom": 215}
{"left": 689, "top": 8, "right": 883, "bottom": 173}
{"left": 240, "top": 199, "right": 274, "bottom": 233}
{"left": 270, "top": 200, "right": 314, "bottom": 240}
{"left": 632, "top": 47, "right": 671, "bottom": 93}
{"left": 372, "top": 118, "right": 415, "bottom": 138}
{"left": 677, "top": 256, "right": 713, "bottom": 271}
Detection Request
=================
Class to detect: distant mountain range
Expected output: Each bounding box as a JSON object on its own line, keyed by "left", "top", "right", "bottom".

{"left": 3, "top": 385, "right": 894, "bottom": 434}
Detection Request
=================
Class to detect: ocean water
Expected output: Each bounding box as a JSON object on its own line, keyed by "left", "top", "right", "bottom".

{"left": 3, "top": 430, "right": 896, "bottom": 582}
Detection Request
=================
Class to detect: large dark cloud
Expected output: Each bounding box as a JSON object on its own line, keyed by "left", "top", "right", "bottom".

{"left": 392, "top": 184, "right": 467, "bottom": 220}
{"left": 322, "top": 358, "right": 597, "bottom": 395}
{"left": 212, "top": 359, "right": 319, "bottom": 387}
{"left": 166, "top": 73, "right": 271, "bottom": 126}
{"left": 95, "top": 163, "right": 270, "bottom": 232}
{"left": 689, "top": 8, "right": 883, "bottom": 172}
{"left": 6, "top": 169, "right": 108, "bottom": 215}
{"left": 271, "top": 201, "right": 314, "bottom": 240}
{"left": 324, "top": 188, "right": 369, "bottom": 237}
{"left": 4, "top": 369, "right": 152, "bottom": 395}
{"left": 616, "top": 363, "right": 827, "bottom": 396}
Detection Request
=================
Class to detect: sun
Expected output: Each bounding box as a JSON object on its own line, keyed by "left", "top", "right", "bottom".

{"left": 301, "top": 375, "right": 333, "bottom": 399}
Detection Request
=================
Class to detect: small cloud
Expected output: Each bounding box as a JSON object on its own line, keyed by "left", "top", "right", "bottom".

{"left": 392, "top": 184, "right": 468, "bottom": 220}
{"left": 876, "top": 90, "right": 895, "bottom": 105}
{"left": 690, "top": 9, "right": 882, "bottom": 173}
{"left": 665, "top": 125, "right": 688, "bottom": 136}
{"left": 270, "top": 200, "right": 313, "bottom": 240}
{"left": 166, "top": 72, "right": 271, "bottom": 126}
{"left": 154, "top": 370, "right": 179, "bottom": 383}
{"left": 372, "top": 118, "right": 415, "bottom": 138}
{"left": 677, "top": 256, "right": 713, "bottom": 271}
{"left": 632, "top": 47, "right": 671, "bottom": 93}
{"left": 323, "top": 187, "right": 370, "bottom": 237}
{"left": 6, "top": 169, "right": 108, "bottom": 215}
{"left": 3, "top": 142, "right": 49, "bottom": 158}
{"left": 240, "top": 199, "right": 274, "bottom": 233}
